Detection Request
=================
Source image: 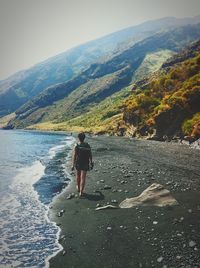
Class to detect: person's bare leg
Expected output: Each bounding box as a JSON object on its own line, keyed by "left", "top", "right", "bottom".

{"left": 80, "top": 170, "right": 87, "bottom": 196}
{"left": 76, "top": 170, "right": 81, "bottom": 192}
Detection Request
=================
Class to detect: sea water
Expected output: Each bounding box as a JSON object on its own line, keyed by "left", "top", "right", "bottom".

{"left": 0, "top": 130, "right": 75, "bottom": 267}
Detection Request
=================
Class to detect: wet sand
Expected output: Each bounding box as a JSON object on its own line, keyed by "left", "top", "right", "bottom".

{"left": 49, "top": 136, "right": 200, "bottom": 268}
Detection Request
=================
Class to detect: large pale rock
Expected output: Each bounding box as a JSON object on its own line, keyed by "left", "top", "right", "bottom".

{"left": 119, "top": 183, "right": 178, "bottom": 208}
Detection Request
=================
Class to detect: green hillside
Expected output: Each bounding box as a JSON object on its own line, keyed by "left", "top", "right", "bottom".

{"left": 123, "top": 40, "right": 200, "bottom": 140}
{"left": 23, "top": 40, "right": 200, "bottom": 141}
{"left": 133, "top": 50, "right": 174, "bottom": 81}
{"left": 26, "top": 86, "right": 130, "bottom": 133}
{"left": 5, "top": 23, "right": 200, "bottom": 130}
{"left": 2, "top": 16, "right": 196, "bottom": 117}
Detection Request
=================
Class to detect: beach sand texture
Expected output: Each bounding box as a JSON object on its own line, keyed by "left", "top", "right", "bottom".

{"left": 49, "top": 136, "right": 200, "bottom": 268}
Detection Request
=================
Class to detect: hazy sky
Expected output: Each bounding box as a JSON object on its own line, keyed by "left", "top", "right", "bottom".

{"left": 0, "top": 0, "right": 200, "bottom": 80}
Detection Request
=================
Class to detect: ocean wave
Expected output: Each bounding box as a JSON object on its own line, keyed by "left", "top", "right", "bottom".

{"left": 0, "top": 134, "right": 75, "bottom": 268}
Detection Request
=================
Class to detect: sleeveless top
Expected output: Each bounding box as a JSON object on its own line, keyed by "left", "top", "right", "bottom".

{"left": 75, "top": 142, "right": 91, "bottom": 170}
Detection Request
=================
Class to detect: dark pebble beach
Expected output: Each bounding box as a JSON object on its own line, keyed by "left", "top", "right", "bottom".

{"left": 49, "top": 135, "right": 200, "bottom": 268}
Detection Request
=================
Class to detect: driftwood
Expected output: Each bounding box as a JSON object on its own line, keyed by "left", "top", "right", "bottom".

{"left": 95, "top": 205, "right": 118, "bottom": 211}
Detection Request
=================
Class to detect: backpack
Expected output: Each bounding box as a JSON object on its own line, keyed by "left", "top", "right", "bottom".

{"left": 75, "top": 142, "right": 91, "bottom": 163}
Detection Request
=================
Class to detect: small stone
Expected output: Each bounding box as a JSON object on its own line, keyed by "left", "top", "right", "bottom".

{"left": 178, "top": 217, "right": 184, "bottom": 222}
{"left": 119, "top": 225, "right": 127, "bottom": 230}
{"left": 100, "top": 179, "right": 105, "bottom": 183}
{"left": 176, "top": 255, "right": 182, "bottom": 260}
{"left": 104, "top": 185, "right": 112, "bottom": 190}
{"left": 124, "top": 174, "right": 131, "bottom": 178}
{"left": 58, "top": 210, "right": 65, "bottom": 217}
{"left": 120, "top": 180, "right": 125, "bottom": 184}
{"left": 188, "top": 209, "right": 192, "bottom": 213}
{"left": 62, "top": 250, "right": 67, "bottom": 256}
{"left": 96, "top": 203, "right": 101, "bottom": 208}
{"left": 107, "top": 226, "right": 112, "bottom": 231}
{"left": 111, "top": 199, "right": 118, "bottom": 203}
{"left": 67, "top": 193, "right": 74, "bottom": 200}
{"left": 153, "top": 221, "right": 158, "bottom": 225}
{"left": 157, "top": 256, "right": 163, "bottom": 263}
{"left": 189, "top": 240, "right": 196, "bottom": 247}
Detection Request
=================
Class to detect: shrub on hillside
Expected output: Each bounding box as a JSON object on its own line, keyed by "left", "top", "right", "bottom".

{"left": 182, "top": 112, "right": 200, "bottom": 136}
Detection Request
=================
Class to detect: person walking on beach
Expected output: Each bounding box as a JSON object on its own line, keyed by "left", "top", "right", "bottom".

{"left": 72, "top": 132, "right": 93, "bottom": 197}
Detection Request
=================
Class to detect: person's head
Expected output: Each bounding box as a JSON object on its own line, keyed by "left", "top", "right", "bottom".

{"left": 78, "top": 132, "right": 85, "bottom": 142}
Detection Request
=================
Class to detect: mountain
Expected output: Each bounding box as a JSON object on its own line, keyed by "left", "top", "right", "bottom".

{"left": 5, "top": 22, "right": 200, "bottom": 129}
{"left": 1, "top": 15, "right": 200, "bottom": 117}
{"left": 23, "top": 39, "right": 200, "bottom": 141}
{"left": 122, "top": 39, "right": 200, "bottom": 140}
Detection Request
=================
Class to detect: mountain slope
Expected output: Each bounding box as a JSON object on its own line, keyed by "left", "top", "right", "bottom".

{"left": 1, "top": 15, "right": 200, "bottom": 117}
{"left": 122, "top": 40, "right": 200, "bottom": 140}
{"left": 24, "top": 40, "right": 200, "bottom": 139}
{"left": 6, "top": 23, "right": 200, "bottom": 129}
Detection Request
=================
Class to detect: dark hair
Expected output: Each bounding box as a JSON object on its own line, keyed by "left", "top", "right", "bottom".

{"left": 78, "top": 132, "right": 85, "bottom": 142}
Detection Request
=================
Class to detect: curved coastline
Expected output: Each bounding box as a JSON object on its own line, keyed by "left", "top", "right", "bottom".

{"left": 45, "top": 134, "right": 76, "bottom": 268}
{"left": 0, "top": 129, "right": 76, "bottom": 268}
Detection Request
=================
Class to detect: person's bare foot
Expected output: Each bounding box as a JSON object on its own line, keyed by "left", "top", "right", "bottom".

{"left": 79, "top": 192, "right": 84, "bottom": 198}
{"left": 76, "top": 185, "right": 80, "bottom": 192}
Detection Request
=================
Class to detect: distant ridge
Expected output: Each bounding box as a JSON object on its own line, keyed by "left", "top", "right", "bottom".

{"left": 4, "top": 23, "right": 200, "bottom": 130}
{"left": 1, "top": 15, "right": 200, "bottom": 117}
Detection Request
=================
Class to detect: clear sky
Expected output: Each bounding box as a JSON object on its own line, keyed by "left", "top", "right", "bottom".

{"left": 0, "top": 0, "right": 200, "bottom": 80}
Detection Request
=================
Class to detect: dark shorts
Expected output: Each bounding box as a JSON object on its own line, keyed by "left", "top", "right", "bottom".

{"left": 75, "top": 162, "right": 89, "bottom": 171}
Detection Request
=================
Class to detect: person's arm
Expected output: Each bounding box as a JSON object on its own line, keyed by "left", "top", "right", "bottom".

{"left": 71, "top": 146, "right": 77, "bottom": 170}
{"left": 89, "top": 150, "right": 93, "bottom": 163}
{"left": 89, "top": 146, "right": 93, "bottom": 167}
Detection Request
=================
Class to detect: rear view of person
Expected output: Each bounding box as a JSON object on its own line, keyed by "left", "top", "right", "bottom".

{"left": 72, "top": 132, "right": 93, "bottom": 197}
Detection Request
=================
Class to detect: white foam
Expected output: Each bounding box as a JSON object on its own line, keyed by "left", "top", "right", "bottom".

{"left": 49, "top": 136, "right": 75, "bottom": 159}
{"left": 0, "top": 135, "right": 76, "bottom": 268}
{"left": 45, "top": 136, "right": 76, "bottom": 268}
{"left": 12, "top": 160, "right": 45, "bottom": 185}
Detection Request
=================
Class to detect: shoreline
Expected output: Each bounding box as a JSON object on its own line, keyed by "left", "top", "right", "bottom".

{"left": 45, "top": 134, "right": 76, "bottom": 268}
{"left": 48, "top": 135, "right": 200, "bottom": 268}
{"left": 1, "top": 127, "right": 199, "bottom": 150}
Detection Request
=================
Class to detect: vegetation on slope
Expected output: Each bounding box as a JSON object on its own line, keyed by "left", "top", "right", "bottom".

{"left": 133, "top": 50, "right": 174, "bottom": 81}
{"left": 2, "top": 16, "right": 194, "bottom": 117}
{"left": 26, "top": 86, "right": 131, "bottom": 133}
{"left": 123, "top": 41, "right": 200, "bottom": 140}
{"left": 6, "top": 23, "right": 200, "bottom": 129}
{"left": 0, "top": 113, "right": 16, "bottom": 128}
